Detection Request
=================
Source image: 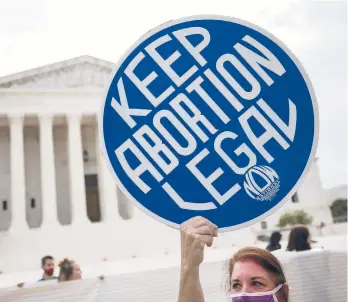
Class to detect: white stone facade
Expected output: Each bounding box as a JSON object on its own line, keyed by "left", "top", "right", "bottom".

{"left": 0, "top": 56, "right": 339, "bottom": 273}
{"left": 254, "top": 159, "right": 336, "bottom": 237}
{"left": 326, "top": 184, "right": 347, "bottom": 206}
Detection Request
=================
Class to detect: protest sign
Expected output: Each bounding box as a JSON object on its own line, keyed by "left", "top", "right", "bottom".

{"left": 100, "top": 15, "right": 318, "bottom": 231}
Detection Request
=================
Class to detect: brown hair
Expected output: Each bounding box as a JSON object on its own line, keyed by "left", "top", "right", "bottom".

{"left": 227, "top": 247, "right": 288, "bottom": 301}
{"left": 41, "top": 255, "right": 54, "bottom": 266}
{"left": 287, "top": 226, "right": 311, "bottom": 252}
{"left": 58, "top": 258, "right": 74, "bottom": 282}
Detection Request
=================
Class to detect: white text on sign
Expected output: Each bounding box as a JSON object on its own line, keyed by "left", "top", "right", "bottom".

{"left": 111, "top": 27, "right": 297, "bottom": 208}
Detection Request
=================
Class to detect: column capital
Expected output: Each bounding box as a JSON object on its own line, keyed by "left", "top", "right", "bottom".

{"left": 8, "top": 114, "right": 24, "bottom": 123}
{"left": 39, "top": 114, "right": 54, "bottom": 120}
{"left": 67, "top": 114, "right": 82, "bottom": 123}
{"left": 39, "top": 114, "right": 54, "bottom": 126}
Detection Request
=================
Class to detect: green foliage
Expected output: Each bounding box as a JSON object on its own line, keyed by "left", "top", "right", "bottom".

{"left": 277, "top": 210, "right": 313, "bottom": 227}
{"left": 330, "top": 198, "right": 347, "bottom": 218}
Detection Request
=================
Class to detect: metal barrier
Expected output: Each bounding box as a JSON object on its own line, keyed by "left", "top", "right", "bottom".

{"left": 0, "top": 248, "right": 346, "bottom": 302}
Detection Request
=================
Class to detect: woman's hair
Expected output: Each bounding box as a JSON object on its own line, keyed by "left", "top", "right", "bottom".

{"left": 227, "top": 247, "right": 288, "bottom": 301}
{"left": 58, "top": 258, "right": 74, "bottom": 282}
{"left": 286, "top": 226, "right": 311, "bottom": 252}
{"left": 267, "top": 232, "right": 282, "bottom": 252}
{"left": 270, "top": 231, "right": 282, "bottom": 245}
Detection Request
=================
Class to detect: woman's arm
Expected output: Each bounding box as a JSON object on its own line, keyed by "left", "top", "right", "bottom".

{"left": 178, "top": 217, "right": 218, "bottom": 302}
{"left": 179, "top": 265, "right": 204, "bottom": 302}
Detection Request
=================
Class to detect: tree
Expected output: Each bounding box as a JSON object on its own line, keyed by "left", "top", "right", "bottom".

{"left": 330, "top": 199, "right": 347, "bottom": 223}
{"left": 277, "top": 210, "right": 313, "bottom": 227}
{"left": 278, "top": 212, "right": 294, "bottom": 228}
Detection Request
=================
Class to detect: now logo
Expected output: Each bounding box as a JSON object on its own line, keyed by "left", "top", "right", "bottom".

{"left": 243, "top": 166, "right": 280, "bottom": 201}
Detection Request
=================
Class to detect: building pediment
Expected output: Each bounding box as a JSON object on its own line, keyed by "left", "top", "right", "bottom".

{"left": 0, "top": 56, "right": 115, "bottom": 90}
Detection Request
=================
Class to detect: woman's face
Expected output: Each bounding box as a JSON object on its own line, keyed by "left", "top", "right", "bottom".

{"left": 230, "top": 260, "right": 287, "bottom": 301}
{"left": 71, "top": 262, "right": 82, "bottom": 280}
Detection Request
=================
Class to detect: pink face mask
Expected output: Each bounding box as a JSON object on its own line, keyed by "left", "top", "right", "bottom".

{"left": 231, "top": 284, "right": 283, "bottom": 302}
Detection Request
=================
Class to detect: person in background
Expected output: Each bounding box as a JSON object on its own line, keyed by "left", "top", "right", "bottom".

{"left": 178, "top": 216, "right": 289, "bottom": 302}
{"left": 286, "top": 225, "right": 311, "bottom": 252}
{"left": 58, "top": 258, "right": 82, "bottom": 282}
{"left": 266, "top": 231, "right": 282, "bottom": 252}
{"left": 38, "top": 255, "right": 58, "bottom": 282}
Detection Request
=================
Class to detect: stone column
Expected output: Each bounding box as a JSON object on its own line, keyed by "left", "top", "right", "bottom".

{"left": 95, "top": 117, "right": 119, "bottom": 223}
{"left": 9, "top": 114, "right": 27, "bottom": 231}
{"left": 117, "top": 185, "right": 134, "bottom": 219}
{"left": 67, "top": 114, "right": 89, "bottom": 224}
{"left": 39, "top": 115, "right": 59, "bottom": 227}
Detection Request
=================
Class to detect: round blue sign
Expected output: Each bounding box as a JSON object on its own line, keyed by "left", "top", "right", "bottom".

{"left": 100, "top": 15, "right": 318, "bottom": 232}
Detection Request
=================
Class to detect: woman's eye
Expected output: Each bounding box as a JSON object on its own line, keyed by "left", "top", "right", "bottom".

{"left": 232, "top": 283, "right": 240, "bottom": 289}
{"left": 252, "top": 281, "right": 264, "bottom": 287}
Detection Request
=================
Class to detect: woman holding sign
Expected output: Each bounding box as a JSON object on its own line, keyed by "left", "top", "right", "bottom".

{"left": 179, "top": 217, "right": 289, "bottom": 302}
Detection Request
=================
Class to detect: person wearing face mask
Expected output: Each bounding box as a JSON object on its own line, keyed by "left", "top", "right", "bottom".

{"left": 38, "top": 255, "right": 58, "bottom": 282}
{"left": 179, "top": 217, "right": 290, "bottom": 302}
{"left": 58, "top": 258, "right": 82, "bottom": 282}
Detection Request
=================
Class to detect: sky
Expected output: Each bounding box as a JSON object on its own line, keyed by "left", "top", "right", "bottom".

{"left": 0, "top": 0, "right": 346, "bottom": 189}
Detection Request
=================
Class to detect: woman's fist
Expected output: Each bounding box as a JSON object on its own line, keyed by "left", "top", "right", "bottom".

{"left": 180, "top": 216, "right": 218, "bottom": 269}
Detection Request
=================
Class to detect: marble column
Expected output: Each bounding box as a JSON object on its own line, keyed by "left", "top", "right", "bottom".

{"left": 95, "top": 117, "right": 119, "bottom": 223}
{"left": 9, "top": 114, "right": 27, "bottom": 231}
{"left": 67, "top": 114, "right": 89, "bottom": 224}
{"left": 39, "top": 115, "right": 59, "bottom": 227}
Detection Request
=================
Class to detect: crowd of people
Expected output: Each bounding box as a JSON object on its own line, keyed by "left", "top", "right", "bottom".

{"left": 34, "top": 218, "right": 314, "bottom": 302}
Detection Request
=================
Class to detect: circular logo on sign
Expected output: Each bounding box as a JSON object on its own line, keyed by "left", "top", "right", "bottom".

{"left": 100, "top": 15, "right": 318, "bottom": 232}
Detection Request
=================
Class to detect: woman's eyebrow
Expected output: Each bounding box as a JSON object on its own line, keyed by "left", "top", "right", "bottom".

{"left": 232, "top": 277, "right": 268, "bottom": 282}
{"left": 250, "top": 277, "right": 267, "bottom": 281}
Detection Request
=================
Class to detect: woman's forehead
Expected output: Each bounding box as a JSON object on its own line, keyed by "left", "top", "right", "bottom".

{"left": 231, "top": 260, "right": 273, "bottom": 280}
